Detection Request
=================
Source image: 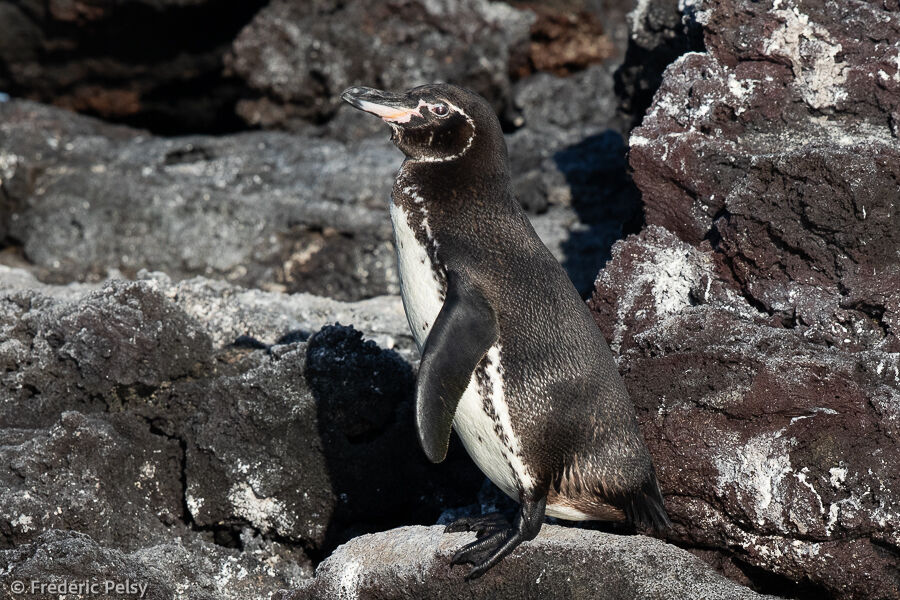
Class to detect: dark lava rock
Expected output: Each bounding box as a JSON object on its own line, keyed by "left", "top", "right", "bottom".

{"left": 279, "top": 525, "right": 780, "bottom": 600}
{"left": 598, "top": 11, "right": 900, "bottom": 599}
{"left": 0, "top": 411, "right": 184, "bottom": 551}
{"left": 226, "top": 0, "right": 534, "bottom": 130}
{"left": 0, "top": 0, "right": 266, "bottom": 134}
{"left": 0, "top": 276, "right": 212, "bottom": 429}
{"left": 590, "top": 226, "right": 900, "bottom": 599}
{"left": 613, "top": 0, "right": 704, "bottom": 129}
{"left": 629, "top": 0, "right": 900, "bottom": 350}
{"left": 0, "top": 271, "right": 482, "bottom": 573}
{"left": 176, "top": 323, "right": 484, "bottom": 552}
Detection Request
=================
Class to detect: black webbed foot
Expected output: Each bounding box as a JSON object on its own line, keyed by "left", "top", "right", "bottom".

{"left": 447, "top": 495, "right": 546, "bottom": 580}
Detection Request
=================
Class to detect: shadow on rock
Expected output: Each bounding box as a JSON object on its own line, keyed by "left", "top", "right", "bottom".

{"left": 553, "top": 130, "right": 643, "bottom": 297}
{"left": 304, "top": 324, "right": 483, "bottom": 559}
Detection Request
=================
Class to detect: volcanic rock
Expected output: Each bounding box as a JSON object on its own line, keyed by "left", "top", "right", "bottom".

{"left": 0, "top": 529, "right": 310, "bottom": 600}
{"left": 0, "top": 269, "right": 482, "bottom": 568}
{"left": 594, "top": 5, "right": 900, "bottom": 596}
{"left": 589, "top": 230, "right": 900, "bottom": 598}
{"left": 0, "top": 97, "right": 631, "bottom": 300}
{"left": 629, "top": 0, "right": 900, "bottom": 350}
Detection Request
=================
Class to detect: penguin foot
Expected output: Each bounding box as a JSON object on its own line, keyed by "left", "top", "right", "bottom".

{"left": 444, "top": 512, "right": 509, "bottom": 537}
{"left": 448, "top": 495, "right": 547, "bottom": 580}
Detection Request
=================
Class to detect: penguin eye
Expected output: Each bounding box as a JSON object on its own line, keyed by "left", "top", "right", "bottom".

{"left": 430, "top": 103, "right": 449, "bottom": 117}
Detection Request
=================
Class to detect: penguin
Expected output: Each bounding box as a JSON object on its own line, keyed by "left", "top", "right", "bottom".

{"left": 341, "top": 83, "right": 669, "bottom": 579}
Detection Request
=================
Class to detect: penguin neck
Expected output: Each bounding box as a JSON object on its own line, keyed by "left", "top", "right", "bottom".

{"left": 395, "top": 155, "right": 513, "bottom": 215}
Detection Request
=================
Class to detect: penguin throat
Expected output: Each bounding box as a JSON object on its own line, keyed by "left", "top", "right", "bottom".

{"left": 414, "top": 128, "right": 475, "bottom": 163}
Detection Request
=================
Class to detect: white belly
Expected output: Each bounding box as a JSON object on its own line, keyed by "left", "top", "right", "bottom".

{"left": 453, "top": 345, "right": 535, "bottom": 501}
{"left": 390, "top": 200, "right": 534, "bottom": 499}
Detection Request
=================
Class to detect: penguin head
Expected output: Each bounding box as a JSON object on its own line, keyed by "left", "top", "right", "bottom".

{"left": 341, "top": 84, "right": 502, "bottom": 164}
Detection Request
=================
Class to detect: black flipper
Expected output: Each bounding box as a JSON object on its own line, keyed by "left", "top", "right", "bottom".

{"left": 416, "top": 272, "right": 498, "bottom": 463}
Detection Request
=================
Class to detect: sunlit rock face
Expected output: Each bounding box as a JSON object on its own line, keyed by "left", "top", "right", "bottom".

{"left": 591, "top": 0, "right": 900, "bottom": 597}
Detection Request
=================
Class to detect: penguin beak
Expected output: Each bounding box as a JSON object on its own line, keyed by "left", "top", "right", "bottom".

{"left": 341, "top": 87, "right": 423, "bottom": 123}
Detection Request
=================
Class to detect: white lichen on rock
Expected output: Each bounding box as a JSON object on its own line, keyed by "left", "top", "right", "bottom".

{"left": 227, "top": 482, "right": 295, "bottom": 537}
{"left": 764, "top": 2, "right": 849, "bottom": 109}
{"left": 714, "top": 429, "right": 794, "bottom": 527}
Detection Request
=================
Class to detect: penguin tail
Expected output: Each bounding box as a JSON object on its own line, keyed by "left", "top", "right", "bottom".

{"left": 623, "top": 473, "right": 671, "bottom": 531}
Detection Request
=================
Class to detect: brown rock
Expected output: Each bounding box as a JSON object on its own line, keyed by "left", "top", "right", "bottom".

{"left": 0, "top": 0, "right": 265, "bottom": 133}
{"left": 628, "top": 0, "right": 900, "bottom": 352}
{"left": 516, "top": 4, "right": 615, "bottom": 77}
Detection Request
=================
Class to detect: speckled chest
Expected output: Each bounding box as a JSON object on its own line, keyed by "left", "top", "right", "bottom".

{"left": 390, "top": 178, "right": 446, "bottom": 347}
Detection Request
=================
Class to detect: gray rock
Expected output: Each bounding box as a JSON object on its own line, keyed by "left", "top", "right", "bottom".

{"left": 0, "top": 269, "right": 483, "bottom": 565}
{"left": 0, "top": 99, "right": 398, "bottom": 301}
{"left": 170, "top": 322, "right": 482, "bottom": 552}
{"left": 281, "top": 524, "right": 781, "bottom": 600}
{"left": 0, "top": 271, "right": 212, "bottom": 429}
{"left": 0, "top": 529, "right": 311, "bottom": 600}
{"left": 507, "top": 65, "right": 643, "bottom": 293}
{"left": 1, "top": 98, "right": 625, "bottom": 301}
{"left": 0, "top": 411, "right": 184, "bottom": 551}
{"left": 141, "top": 271, "right": 414, "bottom": 359}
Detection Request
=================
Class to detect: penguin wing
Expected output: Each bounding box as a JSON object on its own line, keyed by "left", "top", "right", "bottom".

{"left": 416, "top": 271, "right": 498, "bottom": 463}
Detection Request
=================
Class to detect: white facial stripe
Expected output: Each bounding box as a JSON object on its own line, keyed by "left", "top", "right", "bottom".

{"left": 414, "top": 100, "right": 476, "bottom": 163}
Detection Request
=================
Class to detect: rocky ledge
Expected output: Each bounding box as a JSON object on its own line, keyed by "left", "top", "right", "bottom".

{"left": 280, "top": 525, "right": 780, "bottom": 600}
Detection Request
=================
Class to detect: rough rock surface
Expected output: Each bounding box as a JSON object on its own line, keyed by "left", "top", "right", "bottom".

{"left": 0, "top": 268, "right": 483, "bottom": 598}
{"left": 587, "top": 1, "right": 900, "bottom": 596}
{"left": 280, "top": 525, "right": 780, "bottom": 600}
{"left": 629, "top": 0, "right": 900, "bottom": 346}
{"left": 0, "top": 411, "right": 185, "bottom": 550}
{"left": 0, "top": 93, "right": 633, "bottom": 299}
{"left": 613, "top": 0, "right": 704, "bottom": 128}
{"left": 506, "top": 63, "right": 643, "bottom": 292}
{"left": 227, "top": 0, "right": 534, "bottom": 130}
{"left": 591, "top": 227, "right": 900, "bottom": 599}
{"left": 1, "top": 529, "right": 309, "bottom": 600}
{"left": 0, "top": 100, "right": 399, "bottom": 301}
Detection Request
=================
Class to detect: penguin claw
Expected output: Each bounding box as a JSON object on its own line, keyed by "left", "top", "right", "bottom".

{"left": 444, "top": 512, "right": 510, "bottom": 537}
{"left": 450, "top": 532, "right": 507, "bottom": 567}
{"left": 465, "top": 563, "right": 492, "bottom": 581}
